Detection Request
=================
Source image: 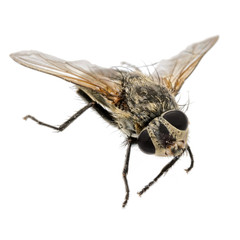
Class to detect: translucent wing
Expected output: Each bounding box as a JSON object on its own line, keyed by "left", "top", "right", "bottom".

{"left": 10, "top": 51, "right": 122, "bottom": 104}
{"left": 152, "top": 36, "right": 219, "bottom": 96}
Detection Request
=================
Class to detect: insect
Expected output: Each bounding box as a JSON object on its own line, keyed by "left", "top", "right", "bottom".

{"left": 10, "top": 36, "right": 218, "bottom": 207}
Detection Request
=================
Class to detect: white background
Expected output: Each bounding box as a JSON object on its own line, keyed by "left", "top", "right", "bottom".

{"left": 1, "top": 0, "right": 240, "bottom": 239}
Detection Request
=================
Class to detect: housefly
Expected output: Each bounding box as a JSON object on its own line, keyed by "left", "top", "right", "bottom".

{"left": 10, "top": 36, "right": 218, "bottom": 207}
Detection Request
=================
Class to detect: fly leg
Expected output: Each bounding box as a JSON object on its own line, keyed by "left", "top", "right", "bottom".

{"left": 76, "top": 89, "right": 116, "bottom": 126}
{"left": 24, "top": 102, "right": 95, "bottom": 131}
{"left": 138, "top": 153, "right": 183, "bottom": 196}
{"left": 122, "top": 137, "right": 135, "bottom": 208}
{"left": 185, "top": 145, "right": 194, "bottom": 173}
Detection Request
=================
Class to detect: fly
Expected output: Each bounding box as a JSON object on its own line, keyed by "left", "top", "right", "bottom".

{"left": 10, "top": 36, "right": 218, "bottom": 207}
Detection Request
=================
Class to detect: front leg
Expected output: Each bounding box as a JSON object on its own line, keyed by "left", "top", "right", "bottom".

{"left": 137, "top": 151, "right": 184, "bottom": 196}
{"left": 185, "top": 145, "right": 194, "bottom": 173}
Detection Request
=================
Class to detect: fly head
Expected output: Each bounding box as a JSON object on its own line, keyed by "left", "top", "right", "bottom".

{"left": 137, "top": 110, "right": 189, "bottom": 157}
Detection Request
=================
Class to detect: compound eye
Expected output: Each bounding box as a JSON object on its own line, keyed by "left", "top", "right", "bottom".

{"left": 163, "top": 110, "right": 188, "bottom": 130}
{"left": 138, "top": 129, "right": 155, "bottom": 154}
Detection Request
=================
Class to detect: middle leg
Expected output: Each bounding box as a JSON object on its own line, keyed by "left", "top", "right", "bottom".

{"left": 122, "top": 137, "right": 136, "bottom": 208}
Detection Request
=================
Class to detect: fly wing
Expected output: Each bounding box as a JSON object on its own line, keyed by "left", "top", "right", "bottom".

{"left": 10, "top": 50, "right": 122, "bottom": 104}
{"left": 152, "top": 36, "right": 219, "bottom": 96}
